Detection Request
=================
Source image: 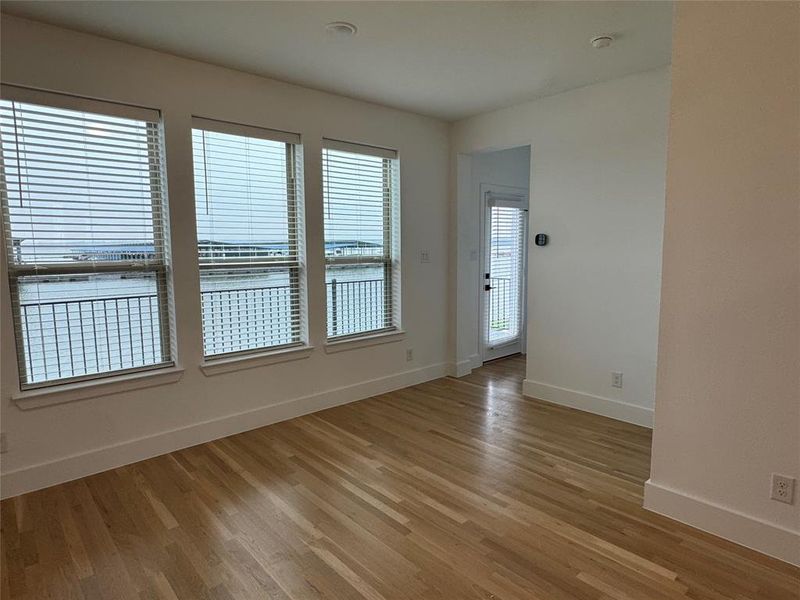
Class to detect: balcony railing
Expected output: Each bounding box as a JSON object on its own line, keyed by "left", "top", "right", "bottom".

{"left": 19, "top": 294, "right": 165, "bottom": 384}
{"left": 487, "top": 275, "right": 522, "bottom": 348}
{"left": 488, "top": 276, "right": 512, "bottom": 331}
{"left": 201, "top": 284, "right": 295, "bottom": 355}
{"left": 19, "top": 278, "right": 388, "bottom": 382}
{"left": 327, "top": 278, "right": 387, "bottom": 337}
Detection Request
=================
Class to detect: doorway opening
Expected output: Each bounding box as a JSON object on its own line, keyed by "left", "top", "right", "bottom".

{"left": 453, "top": 145, "right": 530, "bottom": 377}
{"left": 466, "top": 145, "right": 531, "bottom": 368}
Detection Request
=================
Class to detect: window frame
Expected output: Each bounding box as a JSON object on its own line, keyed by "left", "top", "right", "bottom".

{"left": 190, "top": 116, "right": 307, "bottom": 360}
{"left": 0, "top": 85, "right": 174, "bottom": 390}
{"left": 322, "top": 138, "right": 401, "bottom": 342}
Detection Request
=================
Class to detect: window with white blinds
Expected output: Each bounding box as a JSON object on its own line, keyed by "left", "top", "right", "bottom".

{"left": 192, "top": 117, "right": 305, "bottom": 358}
{"left": 322, "top": 139, "right": 400, "bottom": 340}
{"left": 0, "top": 86, "right": 173, "bottom": 388}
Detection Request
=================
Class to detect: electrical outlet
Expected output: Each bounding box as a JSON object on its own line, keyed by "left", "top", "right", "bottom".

{"left": 770, "top": 474, "right": 795, "bottom": 504}
{"left": 0, "top": 432, "right": 7, "bottom": 454}
{"left": 420, "top": 250, "right": 430, "bottom": 263}
{"left": 406, "top": 349, "right": 414, "bottom": 362}
{"left": 611, "top": 371, "right": 623, "bottom": 389}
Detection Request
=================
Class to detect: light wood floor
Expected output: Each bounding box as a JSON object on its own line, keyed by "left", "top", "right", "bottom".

{"left": 2, "top": 355, "right": 798, "bottom": 599}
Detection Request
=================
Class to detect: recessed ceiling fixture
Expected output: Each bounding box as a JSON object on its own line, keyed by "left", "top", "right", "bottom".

{"left": 590, "top": 35, "right": 614, "bottom": 49}
{"left": 326, "top": 21, "right": 358, "bottom": 38}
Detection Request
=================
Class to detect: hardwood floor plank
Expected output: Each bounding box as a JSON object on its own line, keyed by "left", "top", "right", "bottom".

{"left": 2, "top": 355, "right": 797, "bottom": 599}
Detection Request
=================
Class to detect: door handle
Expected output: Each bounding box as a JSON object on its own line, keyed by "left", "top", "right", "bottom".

{"left": 484, "top": 284, "right": 493, "bottom": 291}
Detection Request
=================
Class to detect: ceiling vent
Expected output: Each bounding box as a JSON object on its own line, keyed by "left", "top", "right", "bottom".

{"left": 326, "top": 22, "right": 358, "bottom": 38}
{"left": 590, "top": 35, "right": 614, "bottom": 49}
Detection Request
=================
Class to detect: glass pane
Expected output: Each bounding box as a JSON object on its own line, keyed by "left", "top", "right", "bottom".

{"left": 200, "top": 268, "right": 299, "bottom": 356}
{"left": 487, "top": 206, "right": 525, "bottom": 347}
{"left": 192, "top": 127, "right": 303, "bottom": 357}
{"left": 16, "top": 272, "right": 166, "bottom": 384}
{"left": 322, "top": 149, "right": 386, "bottom": 258}
{"left": 192, "top": 129, "right": 292, "bottom": 263}
{"left": 0, "top": 100, "right": 162, "bottom": 266}
{"left": 1, "top": 98, "right": 170, "bottom": 386}
{"left": 322, "top": 148, "right": 397, "bottom": 338}
{"left": 325, "top": 264, "right": 388, "bottom": 338}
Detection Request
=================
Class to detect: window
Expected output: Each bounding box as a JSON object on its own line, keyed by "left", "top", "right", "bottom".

{"left": 0, "top": 86, "right": 172, "bottom": 388}
{"left": 191, "top": 117, "right": 305, "bottom": 358}
{"left": 322, "top": 139, "right": 400, "bottom": 340}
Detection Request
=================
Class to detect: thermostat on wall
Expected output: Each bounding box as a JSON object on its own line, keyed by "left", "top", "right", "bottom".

{"left": 535, "top": 233, "right": 549, "bottom": 246}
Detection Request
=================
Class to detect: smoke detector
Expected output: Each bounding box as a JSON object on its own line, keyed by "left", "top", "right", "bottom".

{"left": 326, "top": 21, "right": 358, "bottom": 38}
{"left": 590, "top": 35, "right": 614, "bottom": 49}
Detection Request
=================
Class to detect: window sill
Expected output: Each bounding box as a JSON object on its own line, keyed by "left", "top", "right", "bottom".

{"left": 13, "top": 366, "right": 185, "bottom": 410}
{"left": 200, "top": 345, "right": 313, "bottom": 376}
{"left": 324, "top": 330, "right": 406, "bottom": 354}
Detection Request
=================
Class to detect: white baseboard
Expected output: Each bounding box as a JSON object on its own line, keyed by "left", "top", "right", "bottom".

{"left": 469, "top": 353, "right": 482, "bottom": 370}
{"left": 447, "top": 360, "right": 470, "bottom": 377}
{"left": 447, "top": 353, "right": 482, "bottom": 378}
{"left": 522, "top": 379, "right": 653, "bottom": 427}
{"left": 644, "top": 479, "right": 800, "bottom": 566}
{"left": 1, "top": 362, "right": 448, "bottom": 500}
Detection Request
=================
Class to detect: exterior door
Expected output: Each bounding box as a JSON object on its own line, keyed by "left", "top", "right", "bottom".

{"left": 481, "top": 186, "right": 527, "bottom": 361}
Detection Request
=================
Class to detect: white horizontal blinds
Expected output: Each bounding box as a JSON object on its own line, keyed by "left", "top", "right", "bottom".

{"left": 486, "top": 202, "right": 525, "bottom": 348}
{"left": 192, "top": 118, "right": 305, "bottom": 357}
{"left": 322, "top": 140, "right": 400, "bottom": 339}
{"left": 0, "top": 90, "right": 172, "bottom": 388}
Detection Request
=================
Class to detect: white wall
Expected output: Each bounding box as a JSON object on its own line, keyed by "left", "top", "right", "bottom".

{"left": 645, "top": 1, "right": 800, "bottom": 566}
{"left": 0, "top": 16, "right": 450, "bottom": 498}
{"left": 452, "top": 67, "right": 670, "bottom": 427}
{"left": 453, "top": 146, "right": 531, "bottom": 371}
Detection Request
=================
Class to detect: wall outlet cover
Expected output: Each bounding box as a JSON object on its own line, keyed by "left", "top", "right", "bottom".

{"left": 612, "top": 371, "right": 623, "bottom": 388}
{"left": 770, "top": 474, "right": 795, "bottom": 504}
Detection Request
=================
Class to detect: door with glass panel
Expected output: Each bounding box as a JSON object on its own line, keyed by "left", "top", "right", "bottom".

{"left": 481, "top": 185, "right": 528, "bottom": 361}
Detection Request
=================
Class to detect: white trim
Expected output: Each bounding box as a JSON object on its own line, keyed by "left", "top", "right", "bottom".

{"left": 12, "top": 366, "right": 185, "bottom": 410}
{"left": 522, "top": 378, "right": 654, "bottom": 427}
{"left": 1, "top": 362, "right": 448, "bottom": 499}
{"left": 486, "top": 191, "right": 528, "bottom": 209}
{"left": 644, "top": 479, "right": 800, "bottom": 566}
{"left": 448, "top": 359, "right": 473, "bottom": 378}
{"left": 200, "top": 345, "right": 313, "bottom": 376}
{"left": 447, "top": 353, "right": 482, "bottom": 378}
{"left": 191, "top": 115, "right": 301, "bottom": 145}
{"left": 1, "top": 83, "right": 160, "bottom": 122}
{"left": 324, "top": 329, "right": 405, "bottom": 354}
{"left": 322, "top": 137, "right": 397, "bottom": 159}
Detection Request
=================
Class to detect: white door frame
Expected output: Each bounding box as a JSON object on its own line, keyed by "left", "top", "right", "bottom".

{"left": 479, "top": 183, "right": 529, "bottom": 363}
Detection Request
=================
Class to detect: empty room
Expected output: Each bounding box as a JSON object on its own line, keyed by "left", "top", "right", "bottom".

{"left": 0, "top": 1, "right": 798, "bottom": 599}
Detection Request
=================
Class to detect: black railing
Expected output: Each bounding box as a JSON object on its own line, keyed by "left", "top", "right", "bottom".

{"left": 201, "top": 285, "right": 295, "bottom": 355}
{"left": 20, "top": 294, "right": 164, "bottom": 384}
{"left": 488, "top": 276, "right": 512, "bottom": 332}
{"left": 20, "top": 278, "right": 389, "bottom": 382}
{"left": 327, "top": 278, "right": 387, "bottom": 338}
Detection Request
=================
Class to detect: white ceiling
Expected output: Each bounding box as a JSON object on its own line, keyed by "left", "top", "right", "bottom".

{"left": 1, "top": 1, "right": 673, "bottom": 121}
